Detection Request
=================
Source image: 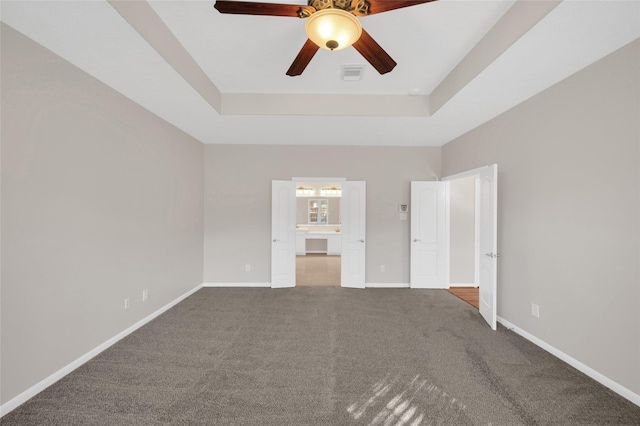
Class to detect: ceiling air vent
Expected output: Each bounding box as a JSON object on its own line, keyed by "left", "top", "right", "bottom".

{"left": 341, "top": 65, "right": 365, "bottom": 81}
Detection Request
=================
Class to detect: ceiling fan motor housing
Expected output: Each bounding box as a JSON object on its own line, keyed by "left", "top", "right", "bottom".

{"left": 310, "top": 0, "right": 351, "bottom": 11}
{"left": 308, "top": 0, "right": 370, "bottom": 15}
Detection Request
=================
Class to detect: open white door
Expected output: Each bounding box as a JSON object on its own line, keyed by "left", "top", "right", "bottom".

{"left": 271, "top": 180, "right": 296, "bottom": 288}
{"left": 410, "top": 181, "right": 448, "bottom": 289}
{"left": 341, "top": 181, "right": 366, "bottom": 289}
{"left": 478, "top": 165, "right": 498, "bottom": 329}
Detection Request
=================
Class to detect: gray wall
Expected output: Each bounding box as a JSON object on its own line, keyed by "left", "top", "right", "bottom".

{"left": 204, "top": 145, "right": 440, "bottom": 284}
{"left": 449, "top": 175, "right": 476, "bottom": 285}
{"left": 1, "top": 24, "right": 204, "bottom": 405}
{"left": 442, "top": 40, "right": 640, "bottom": 395}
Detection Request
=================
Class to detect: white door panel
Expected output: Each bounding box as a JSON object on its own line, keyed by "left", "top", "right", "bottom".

{"left": 478, "top": 165, "right": 498, "bottom": 330}
{"left": 271, "top": 181, "right": 296, "bottom": 288}
{"left": 341, "top": 181, "right": 366, "bottom": 289}
{"left": 411, "top": 181, "right": 448, "bottom": 289}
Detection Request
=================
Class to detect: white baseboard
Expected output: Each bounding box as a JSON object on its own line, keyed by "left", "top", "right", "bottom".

{"left": 202, "top": 282, "right": 271, "bottom": 288}
{"left": 497, "top": 316, "right": 640, "bottom": 407}
{"left": 0, "top": 284, "right": 204, "bottom": 418}
{"left": 448, "top": 283, "right": 477, "bottom": 287}
{"left": 365, "top": 283, "right": 410, "bottom": 288}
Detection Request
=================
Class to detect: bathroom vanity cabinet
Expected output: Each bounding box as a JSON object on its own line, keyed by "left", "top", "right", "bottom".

{"left": 296, "top": 228, "right": 341, "bottom": 255}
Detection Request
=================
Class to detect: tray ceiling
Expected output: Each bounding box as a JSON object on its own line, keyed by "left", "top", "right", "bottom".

{"left": 1, "top": 0, "right": 639, "bottom": 146}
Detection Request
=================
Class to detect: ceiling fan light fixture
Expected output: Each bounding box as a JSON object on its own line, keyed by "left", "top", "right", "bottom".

{"left": 305, "top": 9, "right": 362, "bottom": 51}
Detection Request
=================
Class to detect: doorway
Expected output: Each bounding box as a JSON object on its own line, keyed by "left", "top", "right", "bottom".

{"left": 449, "top": 175, "right": 478, "bottom": 288}
{"left": 447, "top": 174, "right": 480, "bottom": 309}
{"left": 295, "top": 181, "right": 343, "bottom": 287}
{"left": 271, "top": 179, "right": 366, "bottom": 289}
{"left": 442, "top": 165, "right": 498, "bottom": 330}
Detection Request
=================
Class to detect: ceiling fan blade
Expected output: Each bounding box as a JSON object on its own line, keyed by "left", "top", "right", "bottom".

{"left": 354, "top": 0, "right": 437, "bottom": 16}
{"left": 287, "top": 39, "right": 320, "bottom": 76}
{"left": 352, "top": 28, "right": 397, "bottom": 74}
{"left": 214, "top": 0, "right": 315, "bottom": 17}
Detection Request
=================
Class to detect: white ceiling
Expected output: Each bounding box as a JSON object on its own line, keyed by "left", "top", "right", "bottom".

{"left": 150, "top": 0, "right": 513, "bottom": 95}
{"left": 1, "top": 0, "right": 639, "bottom": 146}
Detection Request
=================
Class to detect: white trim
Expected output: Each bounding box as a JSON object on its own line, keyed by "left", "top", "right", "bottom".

{"left": 474, "top": 177, "right": 480, "bottom": 292}
{"left": 444, "top": 181, "right": 451, "bottom": 289}
{"left": 366, "top": 283, "right": 410, "bottom": 288}
{"left": 448, "top": 283, "right": 477, "bottom": 287}
{"left": 497, "top": 316, "right": 640, "bottom": 407}
{"left": 202, "top": 282, "right": 271, "bottom": 288}
{"left": 441, "top": 165, "right": 490, "bottom": 182}
{"left": 291, "top": 177, "right": 346, "bottom": 182}
{"left": 0, "top": 284, "right": 203, "bottom": 418}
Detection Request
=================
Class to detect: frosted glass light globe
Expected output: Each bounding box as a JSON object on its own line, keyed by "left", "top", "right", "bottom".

{"left": 305, "top": 9, "right": 362, "bottom": 51}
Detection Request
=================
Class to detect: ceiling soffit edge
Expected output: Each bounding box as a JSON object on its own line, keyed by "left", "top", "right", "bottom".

{"left": 108, "top": 0, "right": 222, "bottom": 111}
{"left": 430, "top": 0, "right": 561, "bottom": 114}
{"left": 220, "top": 93, "right": 430, "bottom": 116}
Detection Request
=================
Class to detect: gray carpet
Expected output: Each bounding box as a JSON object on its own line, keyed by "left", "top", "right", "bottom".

{"left": 2, "top": 288, "right": 639, "bottom": 425}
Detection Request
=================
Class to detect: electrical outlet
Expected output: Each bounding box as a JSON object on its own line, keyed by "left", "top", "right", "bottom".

{"left": 124, "top": 297, "right": 130, "bottom": 310}
{"left": 531, "top": 303, "right": 540, "bottom": 318}
{"left": 380, "top": 265, "right": 385, "bottom": 272}
{"left": 245, "top": 264, "right": 251, "bottom": 272}
{"left": 142, "top": 289, "right": 148, "bottom": 302}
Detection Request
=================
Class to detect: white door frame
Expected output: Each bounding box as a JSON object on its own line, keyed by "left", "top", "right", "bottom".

{"left": 441, "top": 166, "right": 489, "bottom": 182}
{"left": 442, "top": 165, "right": 498, "bottom": 330}
{"left": 271, "top": 177, "right": 366, "bottom": 287}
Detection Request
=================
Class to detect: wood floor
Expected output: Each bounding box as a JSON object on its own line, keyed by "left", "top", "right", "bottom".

{"left": 296, "top": 254, "right": 340, "bottom": 287}
{"left": 447, "top": 286, "right": 479, "bottom": 309}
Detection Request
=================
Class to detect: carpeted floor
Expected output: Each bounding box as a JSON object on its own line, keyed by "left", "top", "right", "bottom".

{"left": 2, "top": 288, "right": 639, "bottom": 425}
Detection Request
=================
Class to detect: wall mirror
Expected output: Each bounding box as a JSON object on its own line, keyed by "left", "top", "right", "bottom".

{"left": 308, "top": 199, "right": 328, "bottom": 224}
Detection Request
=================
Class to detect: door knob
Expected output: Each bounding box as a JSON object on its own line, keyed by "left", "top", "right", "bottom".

{"left": 413, "top": 238, "right": 421, "bottom": 242}
{"left": 359, "top": 239, "right": 365, "bottom": 243}
{"left": 273, "top": 239, "right": 279, "bottom": 242}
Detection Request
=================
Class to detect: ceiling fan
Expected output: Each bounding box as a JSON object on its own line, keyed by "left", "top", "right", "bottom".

{"left": 214, "top": 0, "right": 437, "bottom": 76}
